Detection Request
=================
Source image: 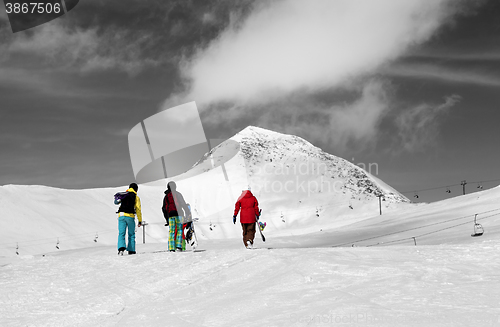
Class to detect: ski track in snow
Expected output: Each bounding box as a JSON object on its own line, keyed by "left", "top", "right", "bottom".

{"left": 1, "top": 242, "right": 500, "bottom": 327}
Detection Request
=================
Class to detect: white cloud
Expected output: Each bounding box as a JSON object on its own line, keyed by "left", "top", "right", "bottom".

{"left": 325, "top": 81, "right": 390, "bottom": 150}
{"left": 0, "top": 66, "right": 149, "bottom": 100}
{"left": 395, "top": 94, "right": 461, "bottom": 153}
{"left": 172, "top": 0, "right": 465, "bottom": 106}
{"left": 6, "top": 23, "right": 159, "bottom": 74}
{"left": 8, "top": 24, "right": 98, "bottom": 57}
{"left": 411, "top": 48, "right": 500, "bottom": 62}
{"left": 163, "top": 0, "right": 473, "bottom": 152}
{"left": 383, "top": 63, "right": 500, "bottom": 87}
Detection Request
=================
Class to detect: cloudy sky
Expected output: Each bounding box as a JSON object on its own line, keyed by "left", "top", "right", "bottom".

{"left": 0, "top": 0, "right": 499, "bottom": 202}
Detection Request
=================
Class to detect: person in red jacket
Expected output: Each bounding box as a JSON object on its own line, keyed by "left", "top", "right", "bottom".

{"left": 233, "top": 188, "right": 260, "bottom": 248}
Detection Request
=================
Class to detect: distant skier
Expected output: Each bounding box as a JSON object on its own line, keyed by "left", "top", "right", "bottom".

{"left": 233, "top": 187, "right": 260, "bottom": 249}
{"left": 162, "top": 181, "right": 189, "bottom": 252}
{"left": 117, "top": 183, "right": 143, "bottom": 255}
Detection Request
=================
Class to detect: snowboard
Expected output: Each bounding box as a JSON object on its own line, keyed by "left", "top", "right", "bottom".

{"left": 256, "top": 209, "right": 266, "bottom": 242}
{"left": 185, "top": 218, "right": 199, "bottom": 250}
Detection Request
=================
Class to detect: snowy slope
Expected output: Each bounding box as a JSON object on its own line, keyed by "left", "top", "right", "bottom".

{"left": 2, "top": 126, "right": 500, "bottom": 257}
{"left": 1, "top": 242, "right": 500, "bottom": 327}
{"left": 2, "top": 126, "right": 413, "bottom": 256}
{"left": 3, "top": 181, "right": 499, "bottom": 258}
{"left": 0, "top": 184, "right": 168, "bottom": 257}
{"left": 2, "top": 127, "right": 500, "bottom": 326}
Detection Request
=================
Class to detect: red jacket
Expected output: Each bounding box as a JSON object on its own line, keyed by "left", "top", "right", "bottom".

{"left": 234, "top": 191, "right": 260, "bottom": 223}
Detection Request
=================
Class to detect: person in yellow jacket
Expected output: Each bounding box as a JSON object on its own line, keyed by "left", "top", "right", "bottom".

{"left": 117, "top": 183, "right": 143, "bottom": 255}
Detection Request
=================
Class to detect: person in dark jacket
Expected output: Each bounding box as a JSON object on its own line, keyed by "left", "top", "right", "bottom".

{"left": 162, "top": 181, "right": 189, "bottom": 252}
{"left": 117, "top": 183, "right": 143, "bottom": 255}
{"left": 233, "top": 188, "right": 260, "bottom": 248}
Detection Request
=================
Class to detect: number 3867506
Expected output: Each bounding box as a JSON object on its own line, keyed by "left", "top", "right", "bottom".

{"left": 5, "top": 2, "right": 62, "bottom": 14}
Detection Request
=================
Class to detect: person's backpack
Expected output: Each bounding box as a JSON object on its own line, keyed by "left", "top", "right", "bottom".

{"left": 162, "top": 192, "right": 174, "bottom": 223}
{"left": 114, "top": 191, "right": 129, "bottom": 205}
{"left": 163, "top": 191, "right": 179, "bottom": 217}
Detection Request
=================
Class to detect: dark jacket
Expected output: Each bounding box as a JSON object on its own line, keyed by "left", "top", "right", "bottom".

{"left": 118, "top": 188, "right": 142, "bottom": 222}
{"left": 162, "top": 190, "right": 188, "bottom": 219}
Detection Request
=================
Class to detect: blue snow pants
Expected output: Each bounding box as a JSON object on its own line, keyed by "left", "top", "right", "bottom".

{"left": 118, "top": 216, "right": 136, "bottom": 252}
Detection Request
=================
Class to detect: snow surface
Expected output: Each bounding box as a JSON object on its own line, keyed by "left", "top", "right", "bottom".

{"left": 1, "top": 240, "right": 500, "bottom": 326}
{"left": 1, "top": 126, "right": 500, "bottom": 326}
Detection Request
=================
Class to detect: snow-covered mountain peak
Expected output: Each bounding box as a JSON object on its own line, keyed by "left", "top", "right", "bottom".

{"left": 231, "top": 125, "right": 311, "bottom": 147}
{"left": 167, "top": 125, "right": 409, "bottom": 237}
{"left": 234, "top": 125, "right": 281, "bottom": 137}
{"left": 221, "top": 126, "right": 409, "bottom": 205}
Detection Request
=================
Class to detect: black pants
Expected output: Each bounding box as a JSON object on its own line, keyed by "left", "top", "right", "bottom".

{"left": 241, "top": 223, "right": 256, "bottom": 246}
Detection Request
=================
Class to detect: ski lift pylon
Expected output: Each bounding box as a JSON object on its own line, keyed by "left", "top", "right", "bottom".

{"left": 471, "top": 214, "right": 484, "bottom": 237}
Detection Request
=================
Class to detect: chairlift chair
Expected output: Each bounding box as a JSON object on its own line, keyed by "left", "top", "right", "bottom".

{"left": 471, "top": 214, "right": 484, "bottom": 237}
{"left": 472, "top": 223, "right": 484, "bottom": 237}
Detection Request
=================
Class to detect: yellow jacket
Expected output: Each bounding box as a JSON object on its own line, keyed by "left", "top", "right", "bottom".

{"left": 118, "top": 188, "right": 142, "bottom": 222}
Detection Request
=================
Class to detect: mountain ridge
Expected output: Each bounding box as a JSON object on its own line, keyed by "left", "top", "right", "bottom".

{"left": 191, "top": 125, "right": 408, "bottom": 205}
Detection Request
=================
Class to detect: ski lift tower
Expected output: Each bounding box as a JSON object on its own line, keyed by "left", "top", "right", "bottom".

{"left": 377, "top": 194, "right": 383, "bottom": 215}
{"left": 461, "top": 180, "right": 467, "bottom": 195}
{"left": 142, "top": 221, "right": 149, "bottom": 244}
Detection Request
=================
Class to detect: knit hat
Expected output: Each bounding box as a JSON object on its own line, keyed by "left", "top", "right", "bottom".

{"left": 129, "top": 183, "right": 139, "bottom": 192}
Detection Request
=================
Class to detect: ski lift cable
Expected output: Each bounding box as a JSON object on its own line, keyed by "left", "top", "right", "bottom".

{"left": 401, "top": 178, "right": 500, "bottom": 195}
{"left": 365, "top": 215, "right": 492, "bottom": 247}
{"left": 402, "top": 184, "right": 461, "bottom": 194}
{"left": 332, "top": 208, "right": 500, "bottom": 247}
{"left": 364, "top": 212, "right": 500, "bottom": 247}
{"left": 361, "top": 209, "right": 500, "bottom": 247}
{"left": 365, "top": 220, "right": 473, "bottom": 247}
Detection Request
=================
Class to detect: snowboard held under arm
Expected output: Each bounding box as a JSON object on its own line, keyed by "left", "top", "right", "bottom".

{"left": 256, "top": 209, "right": 265, "bottom": 242}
